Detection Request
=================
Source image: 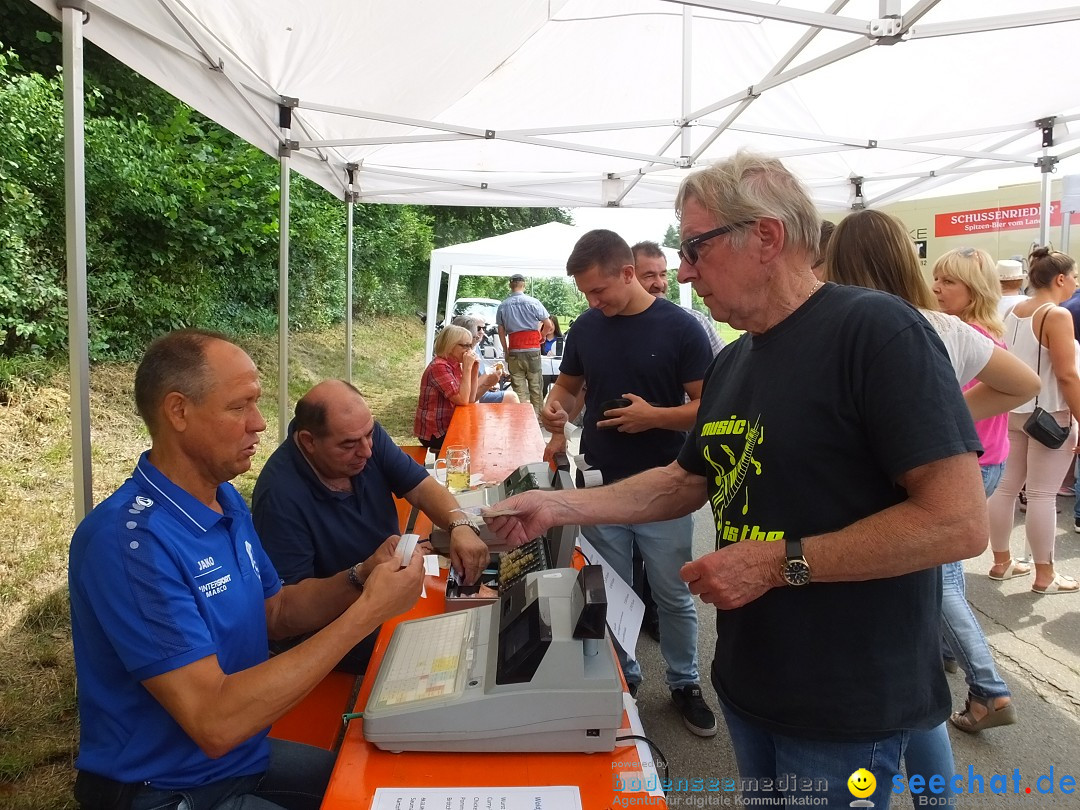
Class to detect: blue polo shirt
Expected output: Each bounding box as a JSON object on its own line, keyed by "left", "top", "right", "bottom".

{"left": 69, "top": 452, "right": 281, "bottom": 788}
{"left": 251, "top": 420, "right": 428, "bottom": 582}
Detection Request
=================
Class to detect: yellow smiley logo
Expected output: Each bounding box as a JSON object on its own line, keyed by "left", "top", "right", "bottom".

{"left": 848, "top": 768, "right": 876, "bottom": 798}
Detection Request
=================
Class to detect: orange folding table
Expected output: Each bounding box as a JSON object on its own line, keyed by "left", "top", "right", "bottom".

{"left": 320, "top": 403, "right": 666, "bottom": 809}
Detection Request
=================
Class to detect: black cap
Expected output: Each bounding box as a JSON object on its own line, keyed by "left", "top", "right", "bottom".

{"left": 509, "top": 273, "right": 526, "bottom": 283}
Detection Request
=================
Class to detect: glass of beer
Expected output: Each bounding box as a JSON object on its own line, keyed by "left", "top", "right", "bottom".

{"left": 435, "top": 445, "right": 471, "bottom": 493}
{"left": 494, "top": 360, "right": 505, "bottom": 376}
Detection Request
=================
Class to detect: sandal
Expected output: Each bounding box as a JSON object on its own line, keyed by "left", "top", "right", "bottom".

{"left": 1031, "top": 573, "right": 1079, "bottom": 594}
{"left": 950, "top": 694, "right": 1017, "bottom": 733}
{"left": 988, "top": 559, "right": 1032, "bottom": 581}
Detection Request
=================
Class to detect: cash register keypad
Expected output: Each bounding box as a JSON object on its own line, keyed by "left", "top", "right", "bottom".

{"left": 369, "top": 610, "right": 475, "bottom": 708}
{"left": 498, "top": 539, "right": 549, "bottom": 589}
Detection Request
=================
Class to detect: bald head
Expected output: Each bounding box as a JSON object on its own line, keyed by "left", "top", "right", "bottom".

{"left": 295, "top": 379, "right": 367, "bottom": 437}
{"left": 294, "top": 380, "right": 376, "bottom": 479}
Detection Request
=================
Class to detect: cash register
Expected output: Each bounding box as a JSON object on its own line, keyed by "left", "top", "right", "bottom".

{"left": 362, "top": 565, "right": 623, "bottom": 753}
{"left": 430, "top": 461, "right": 580, "bottom": 607}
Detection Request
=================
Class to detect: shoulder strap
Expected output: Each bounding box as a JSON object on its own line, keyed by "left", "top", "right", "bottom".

{"left": 1033, "top": 303, "right": 1055, "bottom": 408}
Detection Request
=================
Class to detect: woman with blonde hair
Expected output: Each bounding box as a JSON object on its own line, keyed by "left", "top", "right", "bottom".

{"left": 986, "top": 247, "right": 1080, "bottom": 595}
{"left": 413, "top": 324, "right": 478, "bottom": 453}
{"left": 930, "top": 247, "right": 1020, "bottom": 732}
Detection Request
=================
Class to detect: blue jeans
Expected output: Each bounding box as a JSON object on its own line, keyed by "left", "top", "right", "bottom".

{"left": 981, "top": 461, "right": 1005, "bottom": 498}
{"left": 130, "top": 739, "right": 334, "bottom": 810}
{"left": 940, "top": 561, "right": 1010, "bottom": 700}
{"left": 581, "top": 515, "right": 698, "bottom": 689}
{"left": 902, "top": 723, "right": 958, "bottom": 806}
{"left": 719, "top": 702, "right": 907, "bottom": 808}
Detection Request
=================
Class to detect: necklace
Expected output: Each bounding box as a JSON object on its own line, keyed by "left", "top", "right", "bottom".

{"left": 807, "top": 280, "right": 823, "bottom": 300}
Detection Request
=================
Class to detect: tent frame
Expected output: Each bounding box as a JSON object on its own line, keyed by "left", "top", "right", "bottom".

{"left": 48, "top": 0, "right": 1080, "bottom": 517}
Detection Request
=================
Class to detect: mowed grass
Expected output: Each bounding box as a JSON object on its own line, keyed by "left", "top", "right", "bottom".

{"left": 0, "top": 315, "right": 428, "bottom": 809}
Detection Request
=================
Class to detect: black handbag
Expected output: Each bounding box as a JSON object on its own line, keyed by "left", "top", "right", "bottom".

{"left": 1023, "top": 304, "right": 1070, "bottom": 449}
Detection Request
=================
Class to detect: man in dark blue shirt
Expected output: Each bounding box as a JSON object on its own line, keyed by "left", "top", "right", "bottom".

{"left": 252, "top": 379, "right": 489, "bottom": 672}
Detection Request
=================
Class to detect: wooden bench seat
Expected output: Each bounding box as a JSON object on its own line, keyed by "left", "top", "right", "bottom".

{"left": 268, "top": 670, "right": 358, "bottom": 750}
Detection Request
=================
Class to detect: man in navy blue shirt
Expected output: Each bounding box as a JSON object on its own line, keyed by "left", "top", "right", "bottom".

{"left": 541, "top": 229, "right": 717, "bottom": 738}
{"left": 69, "top": 329, "right": 424, "bottom": 810}
{"left": 252, "top": 379, "right": 489, "bottom": 672}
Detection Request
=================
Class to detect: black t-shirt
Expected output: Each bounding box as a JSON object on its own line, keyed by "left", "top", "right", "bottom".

{"left": 560, "top": 297, "right": 712, "bottom": 482}
{"left": 677, "top": 283, "right": 981, "bottom": 740}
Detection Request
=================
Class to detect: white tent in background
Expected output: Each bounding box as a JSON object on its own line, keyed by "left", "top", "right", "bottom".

{"left": 425, "top": 223, "right": 685, "bottom": 362}
{"left": 29, "top": 0, "right": 1080, "bottom": 516}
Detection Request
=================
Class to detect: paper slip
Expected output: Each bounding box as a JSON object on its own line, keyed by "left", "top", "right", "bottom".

{"left": 370, "top": 786, "right": 581, "bottom": 810}
{"left": 576, "top": 533, "right": 644, "bottom": 659}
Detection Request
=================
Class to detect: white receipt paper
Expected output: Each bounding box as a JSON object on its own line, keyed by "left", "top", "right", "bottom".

{"left": 370, "top": 785, "right": 582, "bottom": 810}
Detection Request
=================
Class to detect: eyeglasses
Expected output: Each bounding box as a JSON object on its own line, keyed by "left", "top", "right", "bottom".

{"left": 458, "top": 342, "right": 473, "bottom": 349}
{"left": 678, "top": 221, "right": 755, "bottom": 265}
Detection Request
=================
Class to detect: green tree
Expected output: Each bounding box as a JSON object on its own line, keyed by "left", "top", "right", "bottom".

{"left": 663, "top": 224, "right": 679, "bottom": 248}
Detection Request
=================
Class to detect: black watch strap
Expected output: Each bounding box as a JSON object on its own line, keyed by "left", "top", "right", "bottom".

{"left": 786, "top": 537, "right": 803, "bottom": 560}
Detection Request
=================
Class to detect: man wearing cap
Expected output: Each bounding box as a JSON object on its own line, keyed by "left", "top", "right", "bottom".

{"left": 997, "top": 258, "right": 1028, "bottom": 317}
{"left": 497, "top": 274, "right": 553, "bottom": 416}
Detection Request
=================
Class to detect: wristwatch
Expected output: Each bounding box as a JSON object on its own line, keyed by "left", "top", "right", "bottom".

{"left": 447, "top": 517, "right": 482, "bottom": 537}
{"left": 780, "top": 537, "right": 811, "bottom": 586}
{"left": 346, "top": 562, "right": 365, "bottom": 592}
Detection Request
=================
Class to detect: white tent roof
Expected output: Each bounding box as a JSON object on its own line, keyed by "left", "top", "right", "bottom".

{"left": 424, "top": 222, "right": 685, "bottom": 361}
{"left": 31, "top": 0, "right": 1080, "bottom": 211}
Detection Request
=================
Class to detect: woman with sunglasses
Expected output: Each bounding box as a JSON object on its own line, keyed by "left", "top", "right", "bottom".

{"left": 986, "top": 247, "right": 1080, "bottom": 595}
{"left": 930, "top": 247, "right": 1021, "bottom": 732}
{"left": 826, "top": 211, "right": 1040, "bottom": 786}
{"left": 413, "top": 324, "right": 478, "bottom": 454}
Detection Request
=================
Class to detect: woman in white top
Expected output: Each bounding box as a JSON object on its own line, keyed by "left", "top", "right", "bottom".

{"left": 986, "top": 247, "right": 1080, "bottom": 595}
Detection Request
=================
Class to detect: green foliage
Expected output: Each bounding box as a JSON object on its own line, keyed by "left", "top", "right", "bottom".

{"left": 527, "top": 277, "right": 586, "bottom": 319}
{"left": 663, "top": 224, "right": 680, "bottom": 248}
{"left": 0, "top": 3, "right": 572, "bottom": 361}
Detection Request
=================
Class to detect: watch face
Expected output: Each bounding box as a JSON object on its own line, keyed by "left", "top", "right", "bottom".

{"left": 783, "top": 559, "right": 811, "bottom": 586}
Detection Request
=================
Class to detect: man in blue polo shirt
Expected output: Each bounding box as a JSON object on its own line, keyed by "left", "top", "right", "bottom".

{"left": 69, "top": 329, "right": 424, "bottom": 810}
{"left": 251, "top": 379, "right": 489, "bottom": 673}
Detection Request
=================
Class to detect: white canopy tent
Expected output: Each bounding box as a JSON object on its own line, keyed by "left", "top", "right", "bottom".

{"left": 424, "top": 222, "right": 686, "bottom": 362}
{"left": 29, "top": 0, "right": 1080, "bottom": 517}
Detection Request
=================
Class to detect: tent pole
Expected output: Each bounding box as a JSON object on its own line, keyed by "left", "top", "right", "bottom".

{"left": 278, "top": 102, "right": 295, "bottom": 444}
{"left": 424, "top": 259, "right": 441, "bottom": 365}
{"left": 58, "top": 0, "right": 93, "bottom": 521}
{"left": 681, "top": 6, "right": 692, "bottom": 159}
{"left": 345, "top": 164, "right": 359, "bottom": 384}
{"left": 345, "top": 198, "right": 354, "bottom": 383}
{"left": 1037, "top": 117, "right": 1057, "bottom": 248}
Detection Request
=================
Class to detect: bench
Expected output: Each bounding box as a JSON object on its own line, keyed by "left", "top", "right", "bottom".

{"left": 268, "top": 670, "right": 358, "bottom": 750}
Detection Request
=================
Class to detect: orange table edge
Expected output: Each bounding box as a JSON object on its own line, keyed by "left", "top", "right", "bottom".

{"left": 319, "top": 403, "right": 665, "bottom": 809}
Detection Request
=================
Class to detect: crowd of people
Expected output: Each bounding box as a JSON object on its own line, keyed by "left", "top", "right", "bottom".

{"left": 67, "top": 150, "right": 1077, "bottom": 810}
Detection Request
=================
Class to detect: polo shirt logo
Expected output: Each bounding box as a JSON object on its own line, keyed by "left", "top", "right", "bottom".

{"left": 198, "top": 573, "right": 232, "bottom": 597}
{"left": 245, "top": 540, "right": 260, "bottom": 576}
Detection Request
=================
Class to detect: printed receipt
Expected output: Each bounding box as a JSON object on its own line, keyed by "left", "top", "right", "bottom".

{"left": 369, "top": 786, "right": 581, "bottom": 810}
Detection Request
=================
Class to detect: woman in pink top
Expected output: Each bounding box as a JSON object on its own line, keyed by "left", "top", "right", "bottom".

{"left": 933, "top": 247, "right": 1010, "bottom": 485}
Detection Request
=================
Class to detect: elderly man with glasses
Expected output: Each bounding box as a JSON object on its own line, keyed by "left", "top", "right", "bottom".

{"left": 487, "top": 152, "right": 987, "bottom": 808}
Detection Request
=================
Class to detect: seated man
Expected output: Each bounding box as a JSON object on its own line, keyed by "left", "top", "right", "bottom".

{"left": 452, "top": 314, "right": 519, "bottom": 404}
{"left": 69, "top": 329, "right": 425, "bottom": 810}
{"left": 252, "top": 379, "right": 490, "bottom": 673}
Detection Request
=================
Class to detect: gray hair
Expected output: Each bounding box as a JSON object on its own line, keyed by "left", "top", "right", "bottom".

{"left": 134, "top": 328, "right": 230, "bottom": 436}
{"left": 675, "top": 151, "right": 821, "bottom": 259}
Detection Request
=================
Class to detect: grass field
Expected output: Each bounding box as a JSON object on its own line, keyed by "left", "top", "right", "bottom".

{"left": 0, "top": 311, "right": 737, "bottom": 809}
